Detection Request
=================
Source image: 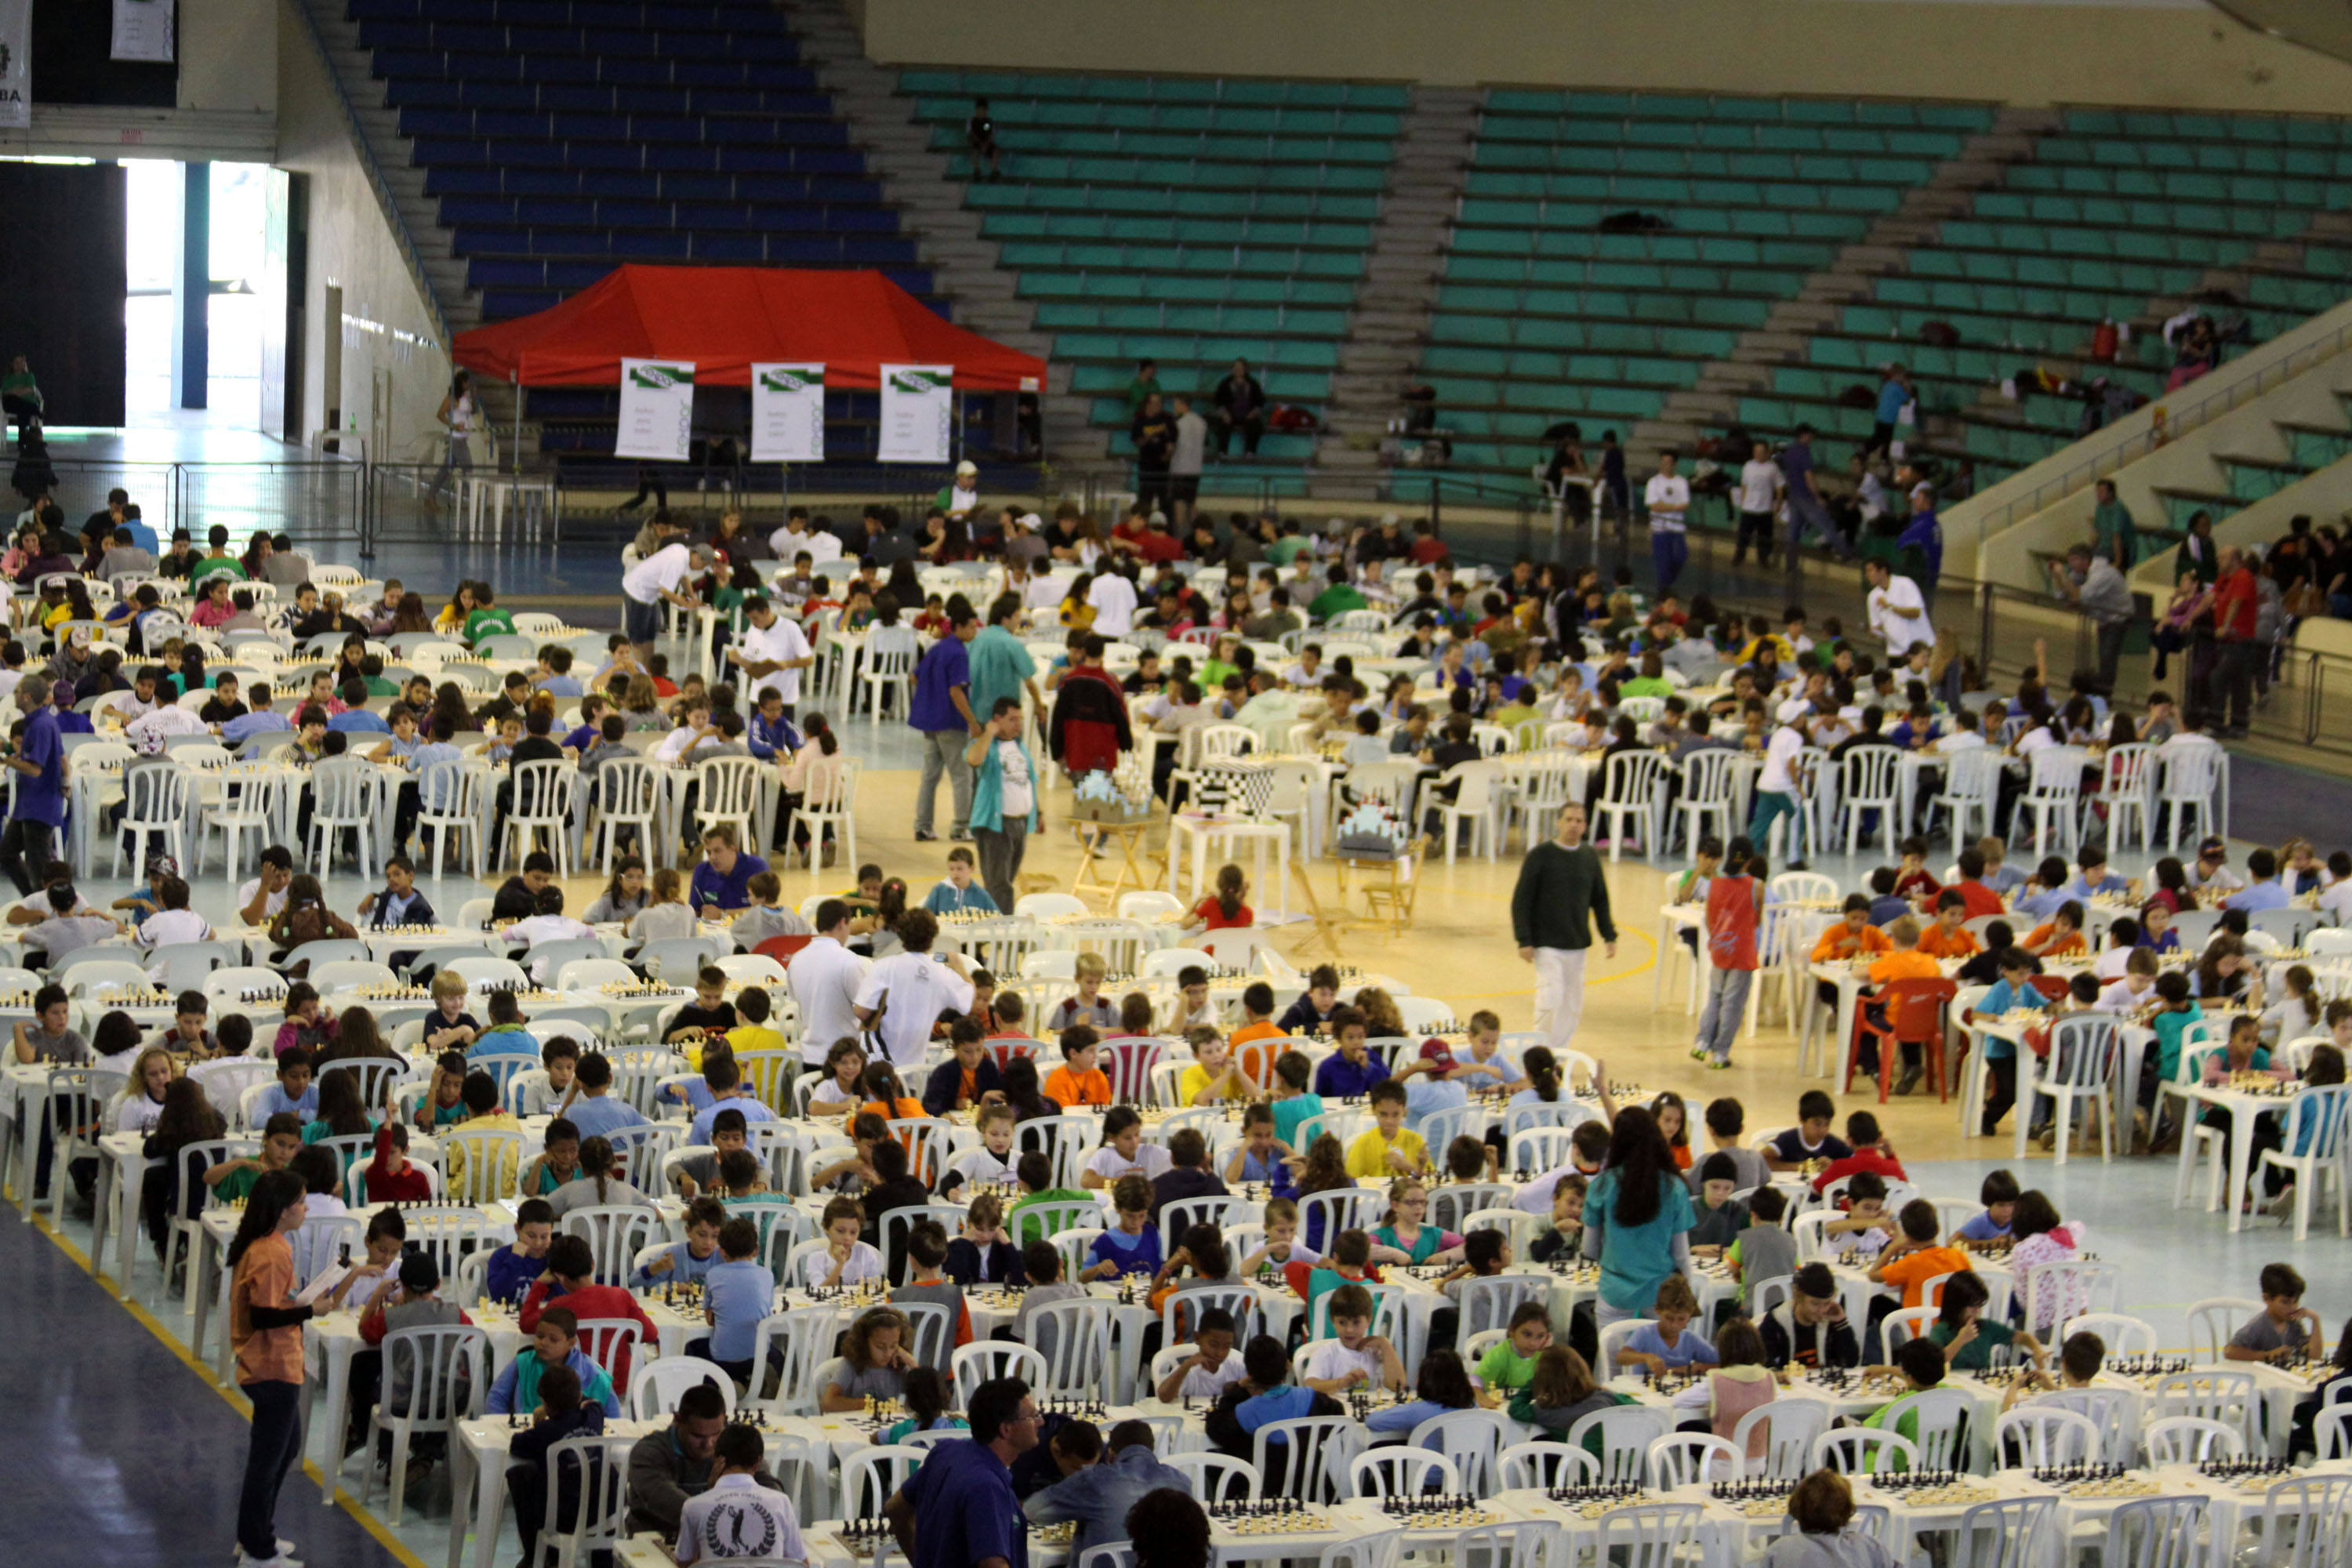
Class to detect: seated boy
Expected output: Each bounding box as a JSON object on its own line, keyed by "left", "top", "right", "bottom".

{"left": 1344, "top": 1080, "right": 1430, "bottom": 1178}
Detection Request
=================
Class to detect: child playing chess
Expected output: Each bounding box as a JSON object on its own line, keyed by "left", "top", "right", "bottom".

{"left": 1473, "top": 1302, "right": 1553, "bottom": 1403}
{"left": 694, "top": 1217, "right": 774, "bottom": 1382}
{"left": 1507, "top": 1345, "right": 1624, "bottom": 1434}
{"left": 1860, "top": 1338, "right": 1958, "bottom": 1459}
{"left": 1237, "top": 1196, "right": 1319, "bottom": 1276}
{"left": 804, "top": 1196, "right": 885, "bottom": 1290}
{"left": 1155, "top": 1305, "right": 1246, "bottom": 1403}
{"left": 1043, "top": 1026, "right": 1113, "bottom": 1109}
{"left": 1081, "top": 1176, "right": 1163, "bottom": 1281}
{"left": 943, "top": 1192, "right": 1023, "bottom": 1286}
{"left": 821, "top": 1306, "right": 916, "bottom": 1413}
{"left": 1617, "top": 1274, "right": 1719, "bottom": 1374}
{"left": 1425, "top": 1229, "right": 1508, "bottom": 1351}
{"left": 486, "top": 1305, "right": 622, "bottom": 1416}
{"left": 1179, "top": 1030, "right": 1257, "bottom": 1106}
{"left": 890, "top": 1219, "right": 976, "bottom": 1371}
{"left": 1668, "top": 1315, "right": 1777, "bottom": 1439}
{"left": 1202, "top": 1334, "right": 1345, "bottom": 1461}
{"left": 1820, "top": 1172, "right": 1895, "bottom": 1263}
{"left": 363, "top": 1119, "right": 434, "bottom": 1203}
{"left": 414, "top": 1049, "right": 469, "bottom": 1130}
{"left": 877, "top": 1366, "right": 968, "bottom": 1444}
{"left": 2001, "top": 1329, "right": 2106, "bottom": 1417}
{"left": 807, "top": 1038, "right": 869, "bottom": 1121}
{"left": 1529, "top": 1175, "right": 1586, "bottom": 1263}
{"left": 158, "top": 990, "right": 218, "bottom": 1058}
{"left": 487, "top": 1198, "right": 556, "bottom": 1304}
{"left": 633, "top": 1197, "right": 728, "bottom": 1289}
{"left": 1362, "top": 1347, "right": 1479, "bottom": 1436}
{"left": 941, "top": 1104, "right": 1020, "bottom": 1200}
{"left": 1221, "top": 1104, "right": 1297, "bottom": 1198}
{"left": 506, "top": 1364, "right": 608, "bottom": 1568}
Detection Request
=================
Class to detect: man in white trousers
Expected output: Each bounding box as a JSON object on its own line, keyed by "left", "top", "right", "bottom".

{"left": 1512, "top": 800, "right": 1617, "bottom": 1054}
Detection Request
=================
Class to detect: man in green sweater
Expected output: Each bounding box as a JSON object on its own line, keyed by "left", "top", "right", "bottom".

{"left": 1511, "top": 800, "right": 1617, "bottom": 1056}
{"left": 2090, "top": 479, "right": 2136, "bottom": 570}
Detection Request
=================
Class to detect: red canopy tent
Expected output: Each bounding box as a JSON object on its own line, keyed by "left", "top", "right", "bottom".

{"left": 451, "top": 263, "right": 1045, "bottom": 390}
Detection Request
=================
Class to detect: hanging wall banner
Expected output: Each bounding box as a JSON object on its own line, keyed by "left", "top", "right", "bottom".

{"left": 615, "top": 357, "right": 694, "bottom": 461}
{"left": 111, "top": 0, "right": 176, "bottom": 63}
{"left": 877, "top": 362, "right": 953, "bottom": 463}
{"left": 750, "top": 362, "right": 825, "bottom": 463}
{"left": 0, "top": 0, "right": 30, "bottom": 129}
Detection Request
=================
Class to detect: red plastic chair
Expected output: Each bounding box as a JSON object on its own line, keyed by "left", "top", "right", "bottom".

{"left": 754, "top": 934, "right": 812, "bottom": 965}
{"left": 1846, "top": 978, "right": 1959, "bottom": 1103}
{"left": 2027, "top": 973, "right": 2071, "bottom": 1002}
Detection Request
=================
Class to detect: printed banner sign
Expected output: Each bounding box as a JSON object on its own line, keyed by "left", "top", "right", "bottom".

{"left": 750, "top": 362, "right": 825, "bottom": 463}
{"left": 0, "top": 0, "right": 30, "bottom": 130}
{"left": 877, "top": 362, "right": 953, "bottom": 463}
{"left": 615, "top": 358, "right": 694, "bottom": 461}
{"left": 111, "top": 0, "right": 175, "bottom": 63}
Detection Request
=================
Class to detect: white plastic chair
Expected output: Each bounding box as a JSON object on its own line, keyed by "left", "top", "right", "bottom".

{"left": 1348, "top": 1446, "right": 1460, "bottom": 1501}
{"left": 416, "top": 760, "right": 485, "bottom": 880}
{"left": 1592, "top": 750, "right": 1668, "bottom": 861}
{"left": 627, "top": 1358, "right": 736, "bottom": 1420}
{"left": 1731, "top": 1399, "right": 1827, "bottom": 1481}
{"left": 1564, "top": 1404, "right": 1668, "bottom": 1485}
{"left": 114, "top": 762, "right": 196, "bottom": 875}
{"left": 1813, "top": 1427, "right": 1917, "bottom": 1475}
{"left": 2013, "top": 1013, "right": 2118, "bottom": 1166}
{"left": 1646, "top": 1432, "right": 1739, "bottom": 1488}
{"left": 2159, "top": 743, "right": 2224, "bottom": 850}
{"left": 1497, "top": 1440, "right": 1599, "bottom": 1490}
{"left": 1993, "top": 1406, "right": 2100, "bottom": 1468}
{"left": 2254, "top": 1083, "right": 2352, "bottom": 1240}
{"left": 2187, "top": 1298, "right": 2262, "bottom": 1363}
{"left": 368, "top": 1323, "right": 485, "bottom": 1524}
{"left": 1166, "top": 1451, "right": 1259, "bottom": 1505}
{"left": 2141, "top": 1415, "right": 2242, "bottom": 1465}
{"left": 1838, "top": 745, "right": 1903, "bottom": 857}
{"left": 201, "top": 764, "right": 288, "bottom": 880}
{"left": 307, "top": 761, "right": 385, "bottom": 878}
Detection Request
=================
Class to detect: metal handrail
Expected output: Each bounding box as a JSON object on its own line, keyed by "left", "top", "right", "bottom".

{"left": 286, "top": 0, "right": 450, "bottom": 350}
{"left": 1972, "top": 315, "right": 2352, "bottom": 534}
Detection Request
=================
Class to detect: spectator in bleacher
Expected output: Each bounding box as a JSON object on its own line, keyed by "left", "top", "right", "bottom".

{"left": 2175, "top": 510, "right": 2220, "bottom": 587}
{"left": 965, "top": 96, "right": 1003, "bottom": 180}
{"left": 1123, "top": 359, "right": 1161, "bottom": 418}
{"left": 1733, "top": 441, "right": 1780, "bottom": 568}
{"left": 1644, "top": 452, "right": 1690, "bottom": 595}
{"left": 1866, "top": 365, "right": 1911, "bottom": 460}
{"left": 1131, "top": 395, "right": 1177, "bottom": 519}
{"left": 2205, "top": 545, "right": 2261, "bottom": 739}
{"left": 1896, "top": 465, "right": 1943, "bottom": 597}
{"left": 1169, "top": 395, "right": 1207, "bottom": 531}
{"left": 1210, "top": 358, "right": 1267, "bottom": 457}
{"left": 1777, "top": 425, "right": 1851, "bottom": 563}
{"left": 2091, "top": 480, "right": 2136, "bottom": 569}
{"left": 2045, "top": 544, "right": 2133, "bottom": 691}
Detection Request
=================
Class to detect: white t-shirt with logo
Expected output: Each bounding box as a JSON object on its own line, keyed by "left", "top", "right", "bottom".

{"left": 735, "top": 617, "right": 814, "bottom": 705}
{"left": 622, "top": 542, "right": 695, "bottom": 606}
{"left": 674, "top": 1473, "right": 806, "bottom": 1566}
{"left": 994, "top": 740, "right": 1033, "bottom": 818}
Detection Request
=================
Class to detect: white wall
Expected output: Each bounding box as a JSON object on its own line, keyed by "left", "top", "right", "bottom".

{"left": 858, "top": 0, "right": 2352, "bottom": 113}
{"left": 183, "top": 0, "right": 278, "bottom": 114}
{"left": 272, "top": 0, "right": 448, "bottom": 458}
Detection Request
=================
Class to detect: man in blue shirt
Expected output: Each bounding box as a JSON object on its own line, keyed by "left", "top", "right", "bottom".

{"left": 1778, "top": 425, "right": 1853, "bottom": 561}
{"left": 359, "top": 855, "right": 437, "bottom": 928}
{"left": 688, "top": 826, "right": 768, "bottom": 913}
{"left": 2060, "top": 849, "right": 2132, "bottom": 902}
{"left": 1022, "top": 1422, "right": 1189, "bottom": 1559}
{"left": 910, "top": 594, "right": 982, "bottom": 844}
{"left": 2225, "top": 847, "right": 2292, "bottom": 913}
{"left": 885, "top": 1378, "right": 1038, "bottom": 1568}
{"left": 0, "top": 674, "right": 64, "bottom": 894}
{"left": 1871, "top": 365, "right": 1910, "bottom": 457}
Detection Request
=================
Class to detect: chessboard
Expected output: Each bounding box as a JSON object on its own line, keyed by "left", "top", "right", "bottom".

{"left": 352, "top": 982, "right": 435, "bottom": 1000}
{"left": 1029, "top": 1523, "right": 1078, "bottom": 1548}
{"left": 1892, "top": 1483, "right": 1996, "bottom": 1508}
{"left": 1374, "top": 1497, "right": 1503, "bottom": 1529}
{"left": 1544, "top": 1485, "right": 1655, "bottom": 1519}
{"left": 2199, "top": 1458, "right": 2304, "bottom": 1494}
{"left": 1204, "top": 1501, "right": 1327, "bottom": 1535}
{"left": 96, "top": 987, "right": 178, "bottom": 1007}
{"left": 796, "top": 1283, "right": 892, "bottom": 1308}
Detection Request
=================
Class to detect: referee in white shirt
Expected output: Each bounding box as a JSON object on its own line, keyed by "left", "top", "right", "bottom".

{"left": 1644, "top": 452, "right": 1691, "bottom": 594}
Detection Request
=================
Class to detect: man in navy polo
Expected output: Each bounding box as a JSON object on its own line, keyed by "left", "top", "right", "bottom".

{"left": 885, "top": 1378, "right": 1039, "bottom": 1568}
{"left": 688, "top": 825, "right": 767, "bottom": 913}
{"left": 0, "top": 674, "right": 63, "bottom": 894}
{"left": 910, "top": 593, "right": 982, "bottom": 843}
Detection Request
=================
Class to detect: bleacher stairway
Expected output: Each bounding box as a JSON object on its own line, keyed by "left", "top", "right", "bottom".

{"left": 1629, "top": 108, "right": 2050, "bottom": 465}
{"left": 1307, "top": 86, "right": 1481, "bottom": 502}
{"left": 778, "top": 0, "right": 1102, "bottom": 468}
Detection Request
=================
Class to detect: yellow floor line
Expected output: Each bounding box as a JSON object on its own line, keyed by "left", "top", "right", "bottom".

{"left": 30, "top": 1212, "right": 433, "bottom": 1568}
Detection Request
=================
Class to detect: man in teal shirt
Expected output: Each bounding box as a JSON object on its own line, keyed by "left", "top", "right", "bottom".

{"left": 967, "top": 594, "right": 1040, "bottom": 722}
{"left": 2091, "top": 479, "right": 2136, "bottom": 569}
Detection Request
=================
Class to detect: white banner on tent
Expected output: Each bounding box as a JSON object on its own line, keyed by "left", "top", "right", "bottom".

{"left": 750, "top": 362, "right": 825, "bottom": 463}
{"left": 615, "top": 357, "right": 695, "bottom": 462}
{"left": 0, "top": 0, "right": 30, "bottom": 129}
{"left": 111, "top": 0, "right": 176, "bottom": 63}
{"left": 877, "top": 363, "right": 953, "bottom": 464}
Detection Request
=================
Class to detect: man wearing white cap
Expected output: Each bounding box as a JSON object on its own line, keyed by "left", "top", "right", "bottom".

{"left": 937, "top": 459, "right": 982, "bottom": 522}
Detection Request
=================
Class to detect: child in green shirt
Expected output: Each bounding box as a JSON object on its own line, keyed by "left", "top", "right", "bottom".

{"left": 1007, "top": 1150, "right": 1094, "bottom": 1247}
{"left": 1860, "top": 1338, "right": 1959, "bottom": 1468}
{"left": 1475, "top": 1302, "right": 1554, "bottom": 1401}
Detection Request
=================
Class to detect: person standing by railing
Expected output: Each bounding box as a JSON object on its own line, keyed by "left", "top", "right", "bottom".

{"left": 2046, "top": 543, "right": 2133, "bottom": 691}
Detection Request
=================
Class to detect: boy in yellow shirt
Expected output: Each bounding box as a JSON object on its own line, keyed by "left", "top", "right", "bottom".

{"left": 722, "top": 986, "right": 789, "bottom": 1060}
{"left": 1345, "top": 1080, "right": 1430, "bottom": 1178}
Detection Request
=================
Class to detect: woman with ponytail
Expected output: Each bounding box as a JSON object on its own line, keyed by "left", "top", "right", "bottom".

{"left": 229, "top": 1167, "right": 315, "bottom": 1567}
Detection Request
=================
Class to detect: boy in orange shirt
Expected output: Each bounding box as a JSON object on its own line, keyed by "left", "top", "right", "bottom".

{"left": 1869, "top": 1198, "right": 1973, "bottom": 1312}
{"left": 1853, "top": 913, "right": 1944, "bottom": 1093}
{"left": 1043, "top": 1025, "right": 1113, "bottom": 1108}
{"left": 1916, "top": 890, "right": 1981, "bottom": 960}
{"left": 2022, "top": 900, "right": 2089, "bottom": 960}
{"left": 1812, "top": 893, "right": 1894, "bottom": 1019}
{"left": 1228, "top": 981, "right": 1283, "bottom": 1049}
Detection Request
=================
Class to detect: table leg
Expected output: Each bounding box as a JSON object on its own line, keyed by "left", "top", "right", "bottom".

{"left": 320, "top": 1340, "right": 352, "bottom": 1503}
{"left": 191, "top": 1228, "right": 217, "bottom": 1370}
{"left": 470, "top": 1439, "right": 508, "bottom": 1568}
{"left": 445, "top": 1437, "right": 474, "bottom": 1568}
{"left": 2227, "top": 1109, "right": 2256, "bottom": 1232}
{"left": 115, "top": 1158, "right": 145, "bottom": 1289}
{"left": 89, "top": 1156, "right": 115, "bottom": 1285}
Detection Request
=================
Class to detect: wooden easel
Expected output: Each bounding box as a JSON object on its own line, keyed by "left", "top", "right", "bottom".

{"left": 1285, "top": 856, "right": 1367, "bottom": 960}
